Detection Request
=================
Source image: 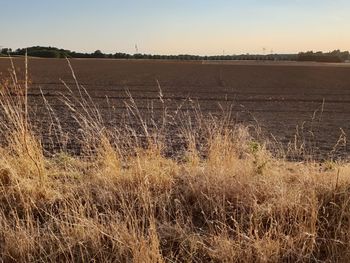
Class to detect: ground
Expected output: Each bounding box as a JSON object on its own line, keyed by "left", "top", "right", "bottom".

{"left": 0, "top": 58, "right": 349, "bottom": 159}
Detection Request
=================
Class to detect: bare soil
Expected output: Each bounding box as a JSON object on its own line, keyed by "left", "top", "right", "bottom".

{"left": 0, "top": 58, "right": 349, "bottom": 159}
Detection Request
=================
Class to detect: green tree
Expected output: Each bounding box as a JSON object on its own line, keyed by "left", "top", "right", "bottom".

{"left": 93, "top": 50, "right": 105, "bottom": 58}
{"left": 0, "top": 48, "right": 12, "bottom": 54}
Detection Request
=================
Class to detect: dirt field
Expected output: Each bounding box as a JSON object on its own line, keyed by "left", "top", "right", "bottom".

{"left": 0, "top": 58, "right": 349, "bottom": 159}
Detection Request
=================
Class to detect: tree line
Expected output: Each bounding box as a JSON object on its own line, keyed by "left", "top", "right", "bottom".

{"left": 297, "top": 50, "right": 350, "bottom": 63}
{"left": 0, "top": 46, "right": 349, "bottom": 62}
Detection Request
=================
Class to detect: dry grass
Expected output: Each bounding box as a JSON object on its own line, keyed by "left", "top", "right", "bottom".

{"left": 0, "top": 60, "right": 349, "bottom": 262}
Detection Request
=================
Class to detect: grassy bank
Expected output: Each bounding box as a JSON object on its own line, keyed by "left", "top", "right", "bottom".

{"left": 0, "top": 62, "right": 349, "bottom": 262}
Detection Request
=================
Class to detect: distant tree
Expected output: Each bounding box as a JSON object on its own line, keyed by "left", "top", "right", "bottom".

{"left": 93, "top": 50, "right": 105, "bottom": 58}
{"left": 28, "top": 50, "right": 61, "bottom": 58}
{"left": 0, "top": 48, "right": 12, "bottom": 54}
{"left": 341, "top": 51, "right": 350, "bottom": 61}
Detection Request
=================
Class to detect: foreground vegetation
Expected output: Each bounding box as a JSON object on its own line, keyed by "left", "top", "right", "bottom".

{"left": 0, "top": 61, "right": 349, "bottom": 262}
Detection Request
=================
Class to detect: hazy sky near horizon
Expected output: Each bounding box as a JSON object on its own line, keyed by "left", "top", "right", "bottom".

{"left": 1, "top": 0, "right": 349, "bottom": 55}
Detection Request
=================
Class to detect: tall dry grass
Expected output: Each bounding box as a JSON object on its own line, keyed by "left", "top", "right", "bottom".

{"left": 0, "top": 58, "right": 349, "bottom": 262}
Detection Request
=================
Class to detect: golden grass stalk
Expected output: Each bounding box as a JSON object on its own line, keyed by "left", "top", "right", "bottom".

{"left": 0, "top": 59, "right": 348, "bottom": 262}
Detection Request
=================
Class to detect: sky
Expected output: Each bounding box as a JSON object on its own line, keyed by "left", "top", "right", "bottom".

{"left": 1, "top": 0, "right": 349, "bottom": 55}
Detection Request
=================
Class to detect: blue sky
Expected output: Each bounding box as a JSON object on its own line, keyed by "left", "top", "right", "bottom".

{"left": 1, "top": 0, "right": 349, "bottom": 55}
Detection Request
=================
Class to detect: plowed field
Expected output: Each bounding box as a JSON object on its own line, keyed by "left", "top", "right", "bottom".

{"left": 1, "top": 58, "right": 349, "bottom": 159}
